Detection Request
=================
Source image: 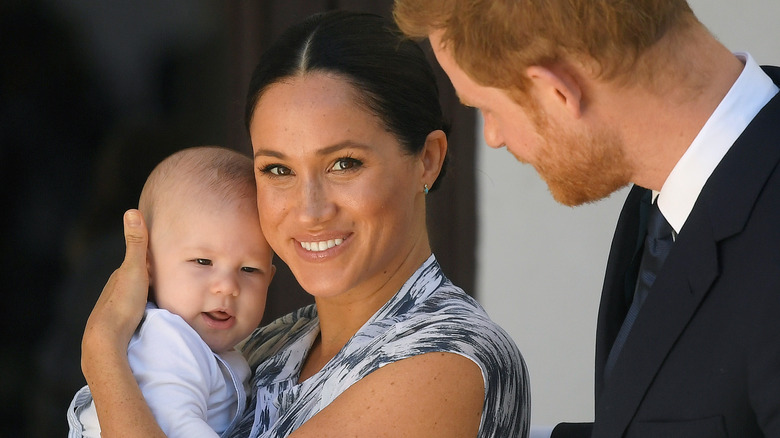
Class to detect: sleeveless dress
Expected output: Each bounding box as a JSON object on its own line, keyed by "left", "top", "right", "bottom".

{"left": 230, "top": 255, "right": 529, "bottom": 438}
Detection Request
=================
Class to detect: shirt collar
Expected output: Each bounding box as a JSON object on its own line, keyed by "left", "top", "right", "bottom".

{"left": 657, "top": 52, "right": 779, "bottom": 233}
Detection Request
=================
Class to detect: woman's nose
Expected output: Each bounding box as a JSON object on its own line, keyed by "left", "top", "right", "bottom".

{"left": 296, "top": 177, "right": 336, "bottom": 224}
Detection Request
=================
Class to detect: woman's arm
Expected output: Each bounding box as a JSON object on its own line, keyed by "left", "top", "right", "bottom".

{"left": 81, "top": 210, "right": 166, "bottom": 438}
{"left": 289, "top": 352, "right": 485, "bottom": 438}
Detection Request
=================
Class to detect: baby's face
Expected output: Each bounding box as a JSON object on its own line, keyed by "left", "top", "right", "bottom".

{"left": 149, "top": 198, "right": 274, "bottom": 353}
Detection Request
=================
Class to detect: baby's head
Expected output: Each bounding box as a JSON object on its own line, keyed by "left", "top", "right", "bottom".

{"left": 139, "top": 146, "right": 274, "bottom": 353}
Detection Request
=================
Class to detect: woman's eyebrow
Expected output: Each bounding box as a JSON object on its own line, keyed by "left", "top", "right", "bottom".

{"left": 254, "top": 148, "right": 284, "bottom": 159}
{"left": 254, "top": 141, "right": 371, "bottom": 159}
{"left": 316, "top": 141, "right": 371, "bottom": 156}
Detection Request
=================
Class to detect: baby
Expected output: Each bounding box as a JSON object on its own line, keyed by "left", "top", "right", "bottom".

{"left": 68, "top": 146, "right": 274, "bottom": 437}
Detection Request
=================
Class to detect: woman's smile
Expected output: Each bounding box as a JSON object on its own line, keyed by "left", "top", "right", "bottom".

{"left": 294, "top": 234, "right": 351, "bottom": 261}
{"left": 299, "top": 238, "right": 345, "bottom": 252}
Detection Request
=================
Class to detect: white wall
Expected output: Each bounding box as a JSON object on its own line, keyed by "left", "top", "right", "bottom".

{"left": 475, "top": 0, "right": 780, "bottom": 426}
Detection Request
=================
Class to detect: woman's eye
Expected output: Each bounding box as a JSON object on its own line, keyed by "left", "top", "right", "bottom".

{"left": 260, "top": 164, "right": 292, "bottom": 176}
{"left": 331, "top": 157, "right": 362, "bottom": 172}
{"left": 194, "top": 258, "right": 212, "bottom": 266}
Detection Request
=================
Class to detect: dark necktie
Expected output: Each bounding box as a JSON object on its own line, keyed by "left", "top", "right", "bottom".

{"left": 604, "top": 200, "right": 675, "bottom": 378}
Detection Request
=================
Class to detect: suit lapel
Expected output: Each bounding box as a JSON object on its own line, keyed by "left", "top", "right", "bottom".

{"left": 594, "top": 212, "right": 719, "bottom": 437}
{"left": 594, "top": 186, "right": 648, "bottom": 396}
{"left": 593, "top": 68, "right": 780, "bottom": 437}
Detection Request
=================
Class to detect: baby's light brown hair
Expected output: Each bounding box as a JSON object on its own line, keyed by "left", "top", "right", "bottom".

{"left": 138, "top": 146, "right": 257, "bottom": 232}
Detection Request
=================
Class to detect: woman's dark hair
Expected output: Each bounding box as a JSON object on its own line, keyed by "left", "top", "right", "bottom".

{"left": 244, "top": 10, "right": 449, "bottom": 190}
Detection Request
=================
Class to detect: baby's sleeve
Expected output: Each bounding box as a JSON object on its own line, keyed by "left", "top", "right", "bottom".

{"left": 129, "top": 311, "right": 224, "bottom": 438}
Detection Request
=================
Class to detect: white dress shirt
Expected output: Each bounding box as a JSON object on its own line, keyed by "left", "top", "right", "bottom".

{"left": 657, "top": 52, "right": 779, "bottom": 233}
{"left": 539, "top": 52, "right": 779, "bottom": 438}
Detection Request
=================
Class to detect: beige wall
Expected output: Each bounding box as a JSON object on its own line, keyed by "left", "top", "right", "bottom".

{"left": 475, "top": 0, "right": 780, "bottom": 426}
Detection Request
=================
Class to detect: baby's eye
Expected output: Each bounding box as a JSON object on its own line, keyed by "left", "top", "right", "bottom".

{"left": 331, "top": 157, "right": 362, "bottom": 172}
{"left": 194, "top": 258, "right": 212, "bottom": 266}
{"left": 241, "top": 266, "right": 259, "bottom": 273}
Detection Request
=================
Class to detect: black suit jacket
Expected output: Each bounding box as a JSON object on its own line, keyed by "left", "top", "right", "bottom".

{"left": 554, "top": 66, "right": 780, "bottom": 438}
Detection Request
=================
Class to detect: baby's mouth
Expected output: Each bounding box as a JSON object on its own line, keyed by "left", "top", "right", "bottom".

{"left": 204, "top": 311, "right": 231, "bottom": 322}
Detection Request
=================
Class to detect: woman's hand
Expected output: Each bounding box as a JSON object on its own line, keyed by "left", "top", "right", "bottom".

{"left": 82, "top": 209, "right": 149, "bottom": 363}
{"left": 81, "top": 210, "right": 165, "bottom": 437}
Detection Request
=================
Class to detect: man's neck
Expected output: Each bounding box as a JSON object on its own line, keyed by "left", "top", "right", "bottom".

{"left": 612, "top": 24, "right": 744, "bottom": 191}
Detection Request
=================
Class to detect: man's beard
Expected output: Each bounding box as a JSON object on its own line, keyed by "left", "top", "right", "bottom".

{"left": 532, "top": 117, "right": 632, "bottom": 206}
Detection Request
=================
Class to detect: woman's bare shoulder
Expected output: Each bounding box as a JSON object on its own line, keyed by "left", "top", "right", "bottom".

{"left": 290, "top": 352, "right": 484, "bottom": 438}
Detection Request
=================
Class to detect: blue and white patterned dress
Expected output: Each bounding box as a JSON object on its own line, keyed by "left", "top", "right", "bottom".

{"left": 230, "top": 255, "right": 529, "bottom": 438}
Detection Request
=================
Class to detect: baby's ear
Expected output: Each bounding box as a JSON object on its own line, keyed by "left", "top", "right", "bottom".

{"left": 145, "top": 249, "right": 153, "bottom": 285}
{"left": 146, "top": 249, "right": 155, "bottom": 302}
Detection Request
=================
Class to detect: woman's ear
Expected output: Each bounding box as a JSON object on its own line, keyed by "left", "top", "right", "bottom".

{"left": 526, "top": 64, "right": 583, "bottom": 119}
{"left": 420, "top": 129, "right": 448, "bottom": 188}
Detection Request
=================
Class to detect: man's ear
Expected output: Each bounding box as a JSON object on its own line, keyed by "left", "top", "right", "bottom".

{"left": 526, "top": 65, "right": 583, "bottom": 118}
{"left": 420, "top": 129, "right": 448, "bottom": 189}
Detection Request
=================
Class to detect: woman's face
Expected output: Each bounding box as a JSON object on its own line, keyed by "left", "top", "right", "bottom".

{"left": 249, "top": 73, "right": 430, "bottom": 301}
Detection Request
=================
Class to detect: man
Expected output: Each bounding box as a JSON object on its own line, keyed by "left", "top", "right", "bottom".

{"left": 395, "top": 0, "right": 780, "bottom": 436}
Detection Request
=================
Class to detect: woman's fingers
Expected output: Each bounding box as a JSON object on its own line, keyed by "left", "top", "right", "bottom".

{"left": 83, "top": 210, "right": 150, "bottom": 364}
{"left": 79, "top": 211, "right": 167, "bottom": 438}
{"left": 110, "top": 209, "right": 150, "bottom": 332}
{"left": 122, "top": 209, "right": 149, "bottom": 277}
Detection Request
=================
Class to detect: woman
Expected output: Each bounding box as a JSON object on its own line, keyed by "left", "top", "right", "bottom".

{"left": 80, "top": 11, "right": 528, "bottom": 437}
